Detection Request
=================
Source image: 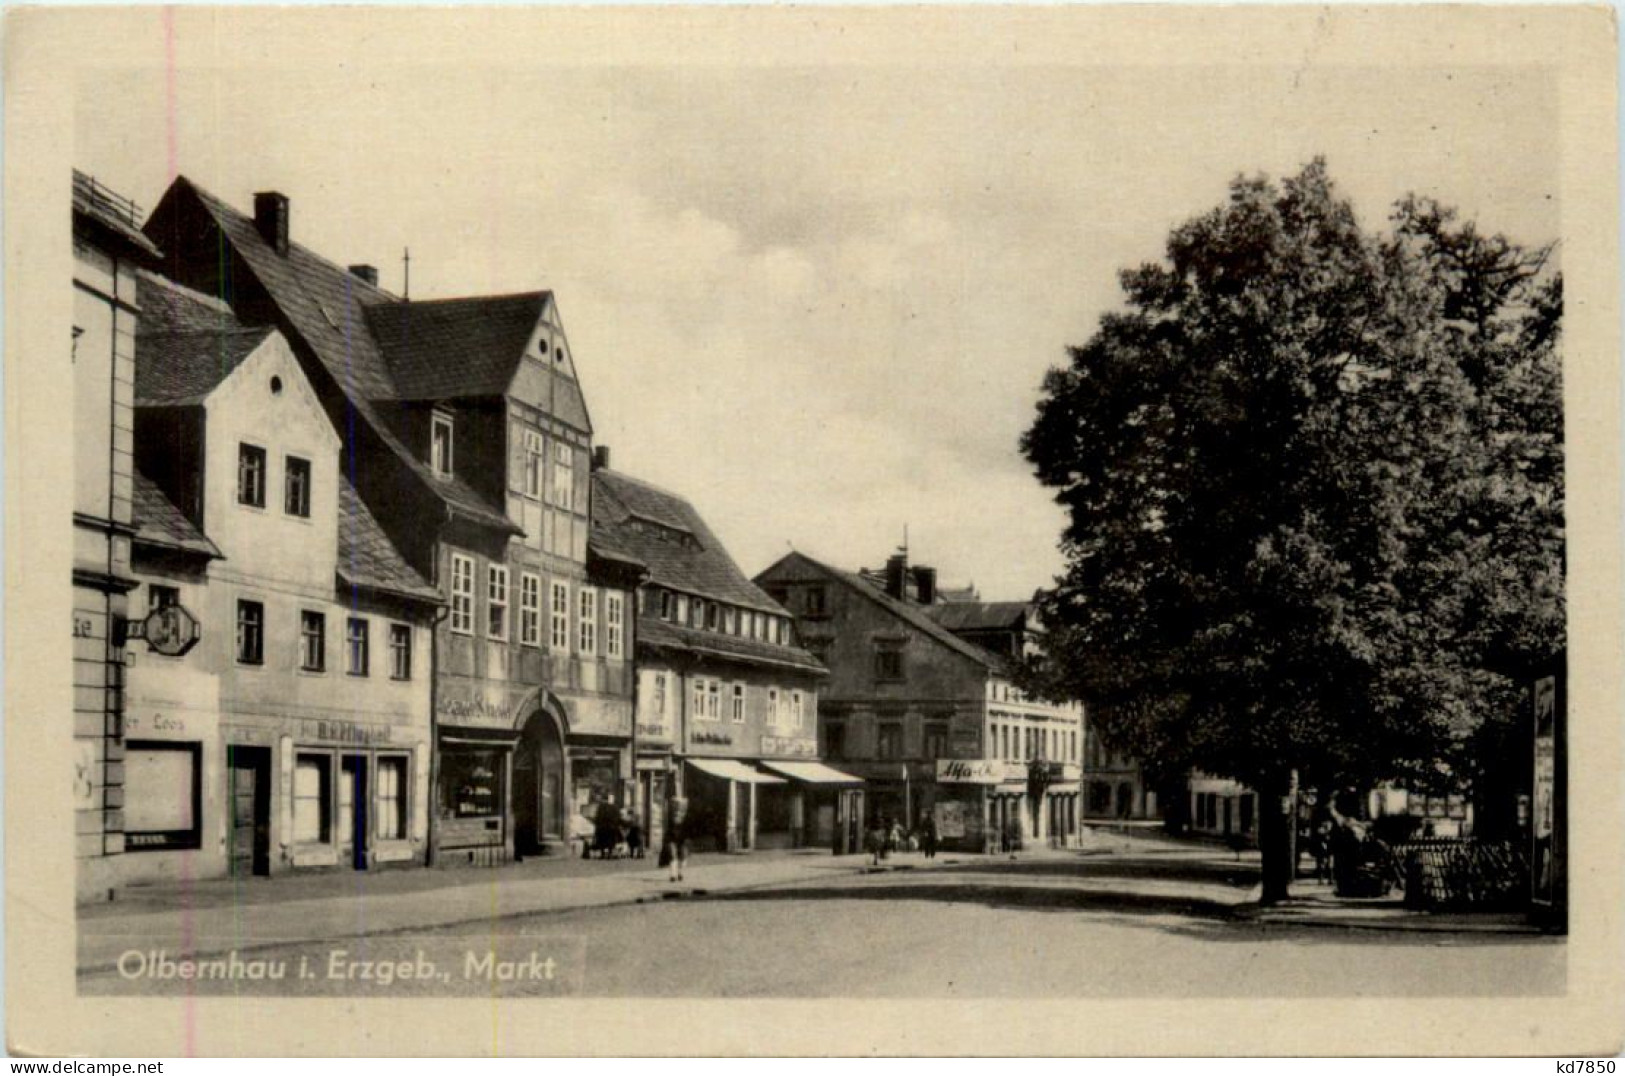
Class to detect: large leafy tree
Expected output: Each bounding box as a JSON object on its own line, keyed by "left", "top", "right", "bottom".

{"left": 1022, "top": 160, "right": 1562, "bottom": 902}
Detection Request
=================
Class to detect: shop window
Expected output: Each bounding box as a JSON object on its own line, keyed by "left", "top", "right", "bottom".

{"left": 551, "top": 581, "right": 570, "bottom": 650}
{"left": 578, "top": 586, "right": 597, "bottom": 655}
{"left": 347, "top": 618, "right": 369, "bottom": 676}
{"left": 487, "top": 565, "right": 510, "bottom": 641}
{"left": 441, "top": 749, "right": 502, "bottom": 819}
{"left": 294, "top": 754, "right": 333, "bottom": 844}
{"left": 449, "top": 553, "right": 475, "bottom": 635}
{"left": 284, "top": 455, "right": 311, "bottom": 518}
{"left": 389, "top": 623, "right": 412, "bottom": 680}
{"left": 1239, "top": 793, "right": 1255, "bottom": 835}
{"left": 376, "top": 756, "right": 408, "bottom": 840}
{"left": 520, "top": 573, "right": 542, "bottom": 647}
{"left": 877, "top": 723, "right": 904, "bottom": 760}
{"left": 123, "top": 742, "right": 202, "bottom": 851}
{"left": 236, "top": 599, "right": 264, "bottom": 665}
{"left": 732, "top": 683, "right": 746, "bottom": 723}
{"left": 605, "top": 592, "right": 624, "bottom": 658}
{"left": 237, "top": 443, "right": 266, "bottom": 507}
{"left": 923, "top": 723, "right": 949, "bottom": 761}
{"left": 300, "top": 610, "right": 326, "bottom": 672}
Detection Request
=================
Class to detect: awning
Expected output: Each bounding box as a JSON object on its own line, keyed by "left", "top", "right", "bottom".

{"left": 686, "top": 757, "right": 786, "bottom": 785}
{"left": 760, "top": 760, "right": 866, "bottom": 786}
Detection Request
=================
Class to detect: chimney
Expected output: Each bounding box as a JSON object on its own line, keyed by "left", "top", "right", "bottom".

{"left": 591, "top": 446, "right": 611, "bottom": 471}
{"left": 912, "top": 565, "right": 937, "bottom": 605}
{"left": 884, "top": 553, "right": 908, "bottom": 601}
{"left": 348, "top": 264, "right": 378, "bottom": 286}
{"left": 253, "top": 192, "right": 290, "bottom": 255}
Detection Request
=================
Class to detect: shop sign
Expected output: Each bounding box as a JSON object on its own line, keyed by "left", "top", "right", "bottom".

{"left": 135, "top": 604, "right": 203, "bottom": 657}
{"left": 570, "top": 695, "right": 632, "bottom": 738}
{"left": 693, "top": 729, "right": 733, "bottom": 746}
{"left": 936, "top": 800, "right": 967, "bottom": 838}
{"left": 437, "top": 690, "right": 515, "bottom": 726}
{"left": 125, "top": 710, "right": 191, "bottom": 737}
{"left": 761, "top": 735, "right": 817, "bottom": 758}
{"left": 300, "top": 718, "right": 394, "bottom": 745}
{"left": 936, "top": 759, "right": 1002, "bottom": 785}
{"left": 637, "top": 723, "right": 673, "bottom": 742}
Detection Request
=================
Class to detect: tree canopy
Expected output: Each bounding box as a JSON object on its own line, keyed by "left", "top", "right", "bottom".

{"left": 1021, "top": 160, "right": 1562, "bottom": 897}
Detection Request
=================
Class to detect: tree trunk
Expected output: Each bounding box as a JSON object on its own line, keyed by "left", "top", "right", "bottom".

{"left": 1257, "top": 772, "right": 1295, "bottom": 905}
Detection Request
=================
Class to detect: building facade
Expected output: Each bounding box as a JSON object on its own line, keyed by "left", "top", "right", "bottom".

{"left": 755, "top": 551, "right": 1085, "bottom": 853}
{"left": 143, "top": 179, "right": 637, "bottom": 867}
{"left": 120, "top": 273, "right": 440, "bottom": 885}
{"left": 72, "top": 171, "right": 162, "bottom": 900}
{"left": 593, "top": 469, "right": 847, "bottom": 854}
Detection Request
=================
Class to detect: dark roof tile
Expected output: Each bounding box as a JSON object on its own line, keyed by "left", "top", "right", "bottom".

{"left": 638, "top": 616, "right": 826, "bottom": 674}
{"left": 366, "top": 293, "right": 547, "bottom": 401}
{"left": 131, "top": 470, "right": 220, "bottom": 558}
{"left": 337, "top": 477, "right": 440, "bottom": 603}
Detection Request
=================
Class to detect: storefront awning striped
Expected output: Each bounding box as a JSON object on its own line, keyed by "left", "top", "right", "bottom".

{"left": 685, "top": 757, "right": 786, "bottom": 784}
{"left": 759, "top": 760, "right": 866, "bottom": 786}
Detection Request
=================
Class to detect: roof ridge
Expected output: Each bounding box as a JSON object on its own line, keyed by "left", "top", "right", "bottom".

{"left": 372, "top": 289, "right": 551, "bottom": 308}
{"left": 178, "top": 176, "right": 397, "bottom": 302}
{"left": 595, "top": 467, "right": 689, "bottom": 503}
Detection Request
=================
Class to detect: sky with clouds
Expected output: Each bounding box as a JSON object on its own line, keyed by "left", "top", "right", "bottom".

{"left": 77, "top": 21, "right": 1559, "bottom": 599}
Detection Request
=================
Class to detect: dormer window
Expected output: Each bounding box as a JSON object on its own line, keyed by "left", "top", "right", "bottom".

{"left": 431, "top": 412, "right": 454, "bottom": 479}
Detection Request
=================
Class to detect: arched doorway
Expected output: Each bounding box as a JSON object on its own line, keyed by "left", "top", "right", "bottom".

{"left": 513, "top": 703, "right": 567, "bottom": 856}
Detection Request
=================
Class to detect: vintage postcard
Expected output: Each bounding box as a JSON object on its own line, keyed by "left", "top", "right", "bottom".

{"left": 5, "top": 3, "right": 1621, "bottom": 1057}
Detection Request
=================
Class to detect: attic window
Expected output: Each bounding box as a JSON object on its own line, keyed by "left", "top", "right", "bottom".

{"left": 431, "top": 412, "right": 454, "bottom": 479}
{"left": 318, "top": 302, "right": 339, "bottom": 329}
{"left": 555, "top": 347, "right": 565, "bottom": 364}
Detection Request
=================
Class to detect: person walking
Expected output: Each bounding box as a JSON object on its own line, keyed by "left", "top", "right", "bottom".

{"left": 919, "top": 810, "right": 939, "bottom": 860}
{"left": 661, "top": 798, "right": 690, "bottom": 883}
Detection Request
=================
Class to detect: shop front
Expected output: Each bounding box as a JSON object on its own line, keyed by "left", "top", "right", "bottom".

{"left": 759, "top": 760, "right": 866, "bottom": 852}
{"left": 684, "top": 757, "right": 786, "bottom": 853}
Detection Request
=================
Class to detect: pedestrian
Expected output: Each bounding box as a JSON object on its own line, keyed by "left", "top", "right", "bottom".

{"left": 1311, "top": 820, "right": 1334, "bottom": 884}
{"left": 661, "top": 798, "right": 690, "bottom": 882}
{"left": 887, "top": 818, "right": 905, "bottom": 856}
{"left": 624, "top": 806, "right": 645, "bottom": 860}
{"left": 919, "top": 811, "right": 939, "bottom": 860}
{"left": 865, "top": 818, "right": 887, "bottom": 866}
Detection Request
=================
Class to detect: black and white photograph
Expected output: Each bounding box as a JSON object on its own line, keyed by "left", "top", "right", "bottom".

{"left": 6, "top": 2, "right": 1621, "bottom": 1058}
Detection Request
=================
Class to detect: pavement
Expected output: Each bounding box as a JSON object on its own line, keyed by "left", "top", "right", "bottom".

{"left": 76, "top": 825, "right": 1548, "bottom": 975}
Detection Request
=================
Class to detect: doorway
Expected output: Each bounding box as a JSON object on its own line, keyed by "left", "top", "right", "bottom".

{"left": 340, "top": 755, "right": 369, "bottom": 870}
{"left": 514, "top": 708, "right": 566, "bottom": 856}
{"left": 226, "top": 745, "right": 270, "bottom": 877}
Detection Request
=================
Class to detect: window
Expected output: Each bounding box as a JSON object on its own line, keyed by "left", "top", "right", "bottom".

{"left": 578, "top": 586, "right": 597, "bottom": 655}
{"left": 294, "top": 754, "right": 332, "bottom": 844}
{"left": 659, "top": 590, "right": 673, "bottom": 621}
{"left": 389, "top": 623, "right": 412, "bottom": 680}
{"left": 825, "top": 723, "right": 846, "bottom": 760}
{"left": 123, "top": 742, "right": 201, "bottom": 851}
{"left": 692, "top": 678, "right": 709, "bottom": 721}
{"left": 805, "top": 586, "right": 828, "bottom": 616}
{"left": 284, "top": 456, "right": 311, "bottom": 518}
{"left": 550, "top": 581, "right": 570, "bottom": 650}
{"left": 874, "top": 647, "right": 904, "bottom": 681}
{"left": 706, "top": 679, "right": 721, "bottom": 720}
{"left": 605, "top": 592, "right": 624, "bottom": 658}
{"left": 375, "top": 756, "right": 408, "bottom": 841}
{"left": 675, "top": 594, "right": 689, "bottom": 626}
{"left": 237, "top": 443, "right": 267, "bottom": 507}
{"left": 487, "top": 566, "right": 509, "bottom": 640}
{"left": 767, "top": 688, "right": 781, "bottom": 726}
{"left": 552, "top": 442, "right": 574, "bottom": 510}
{"left": 520, "top": 573, "right": 542, "bottom": 646}
{"left": 236, "top": 600, "right": 264, "bottom": 665}
{"left": 523, "top": 430, "right": 544, "bottom": 498}
{"left": 791, "top": 691, "right": 805, "bottom": 729}
{"left": 923, "top": 722, "right": 949, "bottom": 760}
{"left": 346, "top": 618, "right": 369, "bottom": 676}
{"left": 449, "top": 554, "right": 475, "bottom": 635}
{"left": 431, "top": 412, "right": 454, "bottom": 478}
{"left": 652, "top": 673, "right": 667, "bottom": 718}
{"left": 147, "top": 585, "right": 179, "bottom": 615}
{"left": 877, "top": 723, "right": 904, "bottom": 760}
{"left": 722, "top": 607, "right": 736, "bottom": 635}
{"left": 300, "top": 611, "right": 326, "bottom": 672}
{"left": 732, "top": 683, "right": 746, "bottom": 723}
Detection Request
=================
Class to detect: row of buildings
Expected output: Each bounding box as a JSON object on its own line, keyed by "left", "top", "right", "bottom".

{"left": 72, "top": 171, "right": 1146, "bottom": 900}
